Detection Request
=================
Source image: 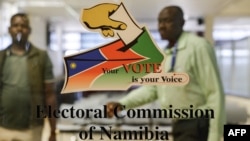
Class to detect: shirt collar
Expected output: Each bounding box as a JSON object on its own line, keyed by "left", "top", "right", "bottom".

{"left": 165, "top": 31, "right": 187, "bottom": 55}
{"left": 6, "top": 42, "right": 30, "bottom": 56}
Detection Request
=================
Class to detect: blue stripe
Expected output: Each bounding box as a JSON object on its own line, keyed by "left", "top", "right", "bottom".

{"left": 65, "top": 49, "right": 106, "bottom": 76}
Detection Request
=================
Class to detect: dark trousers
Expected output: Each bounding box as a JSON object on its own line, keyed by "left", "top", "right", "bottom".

{"left": 172, "top": 118, "right": 209, "bottom": 141}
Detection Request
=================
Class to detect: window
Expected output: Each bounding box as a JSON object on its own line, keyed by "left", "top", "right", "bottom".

{"left": 0, "top": 34, "right": 11, "bottom": 50}
{"left": 54, "top": 30, "right": 167, "bottom": 56}
{"left": 215, "top": 31, "right": 250, "bottom": 98}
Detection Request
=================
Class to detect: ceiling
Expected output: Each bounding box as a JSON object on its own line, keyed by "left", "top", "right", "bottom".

{"left": 2, "top": 0, "right": 250, "bottom": 30}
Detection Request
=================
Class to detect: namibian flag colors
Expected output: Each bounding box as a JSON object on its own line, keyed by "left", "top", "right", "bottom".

{"left": 61, "top": 29, "right": 164, "bottom": 93}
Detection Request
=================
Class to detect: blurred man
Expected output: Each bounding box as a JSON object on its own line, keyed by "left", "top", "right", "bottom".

{"left": 107, "top": 5, "right": 225, "bottom": 141}
{"left": 0, "top": 13, "right": 57, "bottom": 141}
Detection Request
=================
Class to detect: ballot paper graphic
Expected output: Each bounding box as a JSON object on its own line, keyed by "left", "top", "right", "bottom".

{"left": 61, "top": 2, "right": 189, "bottom": 93}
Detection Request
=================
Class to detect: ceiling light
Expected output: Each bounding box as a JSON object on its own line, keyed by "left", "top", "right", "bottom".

{"left": 16, "top": 1, "right": 65, "bottom": 7}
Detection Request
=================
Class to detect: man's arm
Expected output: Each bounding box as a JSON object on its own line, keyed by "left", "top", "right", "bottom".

{"left": 43, "top": 51, "right": 57, "bottom": 141}
{"left": 194, "top": 39, "right": 225, "bottom": 141}
{"left": 106, "top": 85, "right": 157, "bottom": 118}
{"left": 45, "top": 82, "right": 57, "bottom": 141}
{"left": 119, "top": 85, "right": 158, "bottom": 109}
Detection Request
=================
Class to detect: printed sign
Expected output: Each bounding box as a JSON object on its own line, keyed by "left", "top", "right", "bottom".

{"left": 61, "top": 2, "right": 189, "bottom": 93}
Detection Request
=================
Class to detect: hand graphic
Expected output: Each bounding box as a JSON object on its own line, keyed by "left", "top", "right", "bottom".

{"left": 81, "top": 3, "right": 127, "bottom": 37}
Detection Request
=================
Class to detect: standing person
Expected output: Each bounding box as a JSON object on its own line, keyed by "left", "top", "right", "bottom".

{"left": 0, "top": 13, "right": 57, "bottom": 141}
{"left": 106, "top": 6, "right": 225, "bottom": 141}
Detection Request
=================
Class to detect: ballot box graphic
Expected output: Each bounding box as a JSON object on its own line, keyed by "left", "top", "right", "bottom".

{"left": 61, "top": 3, "right": 188, "bottom": 93}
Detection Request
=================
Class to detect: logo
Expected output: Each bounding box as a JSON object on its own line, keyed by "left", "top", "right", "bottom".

{"left": 61, "top": 2, "right": 189, "bottom": 93}
{"left": 224, "top": 124, "right": 250, "bottom": 141}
